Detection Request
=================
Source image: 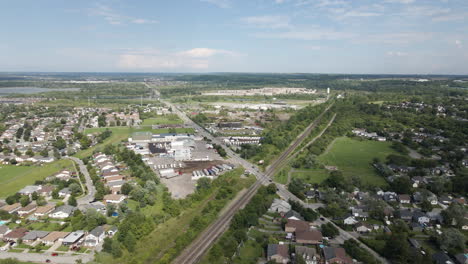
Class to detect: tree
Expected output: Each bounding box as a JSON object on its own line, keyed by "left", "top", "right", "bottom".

{"left": 68, "top": 183, "right": 82, "bottom": 195}
{"left": 68, "top": 195, "right": 77, "bottom": 206}
{"left": 40, "top": 148, "right": 49, "bottom": 157}
{"left": 420, "top": 200, "right": 432, "bottom": 212}
{"left": 321, "top": 223, "right": 339, "bottom": 238}
{"left": 102, "top": 237, "right": 113, "bottom": 253}
{"left": 390, "top": 176, "right": 412, "bottom": 194}
{"left": 437, "top": 228, "right": 466, "bottom": 254}
{"left": 121, "top": 182, "right": 133, "bottom": 195}
{"left": 25, "top": 148, "right": 34, "bottom": 157}
{"left": 383, "top": 233, "right": 410, "bottom": 263}
{"left": 196, "top": 177, "right": 212, "bottom": 191}
{"left": 53, "top": 137, "right": 67, "bottom": 150}
{"left": 441, "top": 203, "right": 466, "bottom": 228}
{"left": 19, "top": 196, "right": 30, "bottom": 207}
{"left": 31, "top": 192, "right": 38, "bottom": 201}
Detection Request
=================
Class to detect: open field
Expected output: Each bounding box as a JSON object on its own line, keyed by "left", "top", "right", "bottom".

{"left": 291, "top": 168, "right": 330, "bottom": 184}
{"left": 317, "top": 137, "right": 397, "bottom": 187}
{"left": 0, "top": 159, "right": 73, "bottom": 198}
{"left": 141, "top": 115, "right": 183, "bottom": 126}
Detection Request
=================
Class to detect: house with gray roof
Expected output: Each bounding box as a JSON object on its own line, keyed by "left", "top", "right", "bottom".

{"left": 49, "top": 205, "right": 76, "bottom": 219}
{"left": 84, "top": 226, "right": 105, "bottom": 247}
{"left": 62, "top": 230, "right": 84, "bottom": 245}
{"left": 22, "top": 230, "right": 49, "bottom": 244}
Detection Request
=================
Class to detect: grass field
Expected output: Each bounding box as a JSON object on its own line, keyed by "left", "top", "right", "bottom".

{"left": 0, "top": 159, "right": 73, "bottom": 198}
{"left": 317, "top": 136, "right": 396, "bottom": 187}
{"left": 291, "top": 168, "right": 330, "bottom": 184}
{"left": 141, "top": 115, "right": 183, "bottom": 126}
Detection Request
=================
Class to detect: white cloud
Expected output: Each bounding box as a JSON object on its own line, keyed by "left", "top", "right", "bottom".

{"left": 241, "top": 15, "right": 291, "bottom": 29}
{"left": 455, "top": 40, "right": 462, "bottom": 48}
{"left": 178, "top": 48, "right": 237, "bottom": 58}
{"left": 305, "top": 45, "right": 322, "bottom": 50}
{"left": 200, "top": 0, "right": 231, "bottom": 8}
{"left": 88, "top": 4, "right": 158, "bottom": 25}
{"left": 356, "top": 32, "right": 433, "bottom": 45}
{"left": 387, "top": 51, "right": 408, "bottom": 57}
{"left": 275, "top": 0, "right": 286, "bottom": 3}
{"left": 117, "top": 47, "right": 239, "bottom": 70}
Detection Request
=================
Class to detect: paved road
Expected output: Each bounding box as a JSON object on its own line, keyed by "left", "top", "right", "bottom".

{"left": 66, "top": 156, "right": 96, "bottom": 208}
{"left": 167, "top": 101, "right": 389, "bottom": 264}
{"left": 0, "top": 251, "right": 93, "bottom": 264}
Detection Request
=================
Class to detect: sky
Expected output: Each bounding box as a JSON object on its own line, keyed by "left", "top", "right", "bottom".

{"left": 1, "top": 0, "right": 467, "bottom": 74}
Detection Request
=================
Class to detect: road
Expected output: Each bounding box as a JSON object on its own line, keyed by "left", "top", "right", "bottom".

{"left": 0, "top": 251, "right": 93, "bottom": 264}
{"left": 65, "top": 156, "right": 96, "bottom": 208}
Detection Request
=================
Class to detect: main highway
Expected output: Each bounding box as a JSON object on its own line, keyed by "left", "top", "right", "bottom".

{"left": 166, "top": 100, "right": 389, "bottom": 264}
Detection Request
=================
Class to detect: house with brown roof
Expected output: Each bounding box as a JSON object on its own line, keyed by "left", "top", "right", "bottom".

{"left": 3, "top": 228, "right": 28, "bottom": 242}
{"left": 17, "top": 203, "right": 37, "bottom": 217}
{"left": 267, "top": 244, "right": 290, "bottom": 264}
{"left": 323, "top": 247, "right": 353, "bottom": 264}
{"left": 37, "top": 185, "right": 55, "bottom": 197}
{"left": 104, "top": 175, "right": 125, "bottom": 183}
{"left": 103, "top": 194, "right": 126, "bottom": 204}
{"left": 41, "top": 231, "right": 69, "bottom": 245}
{"left": 398, "top": 194, "right": 411, "bottom": 204}
{"left": 285, "top": 219, "right": 310, "bottom": 233}
{"left": 1, "top": 203, "right": 21, "bottom": 214}
{"left": 295, "top": 230, "right": 323, "bottom": 245}
{"left": 35, "top": 204, "right": 56, "bottom": 217}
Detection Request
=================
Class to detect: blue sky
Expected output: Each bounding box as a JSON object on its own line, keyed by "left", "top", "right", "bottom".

{"left": 1, "top": 0, "right": 467, "bottom": 74}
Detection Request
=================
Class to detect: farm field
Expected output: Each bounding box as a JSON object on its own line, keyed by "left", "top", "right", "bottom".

{"left": 317, "top": 136, "right": 397, "bottom": 187}
{"left": 290, "top": 168, "right": 330, "bottom": 184}
{"left": 0, "top": 159, "right": 73, "bottom": 198}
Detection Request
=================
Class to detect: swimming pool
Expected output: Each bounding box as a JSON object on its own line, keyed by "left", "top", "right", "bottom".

{"left": 0, "top": 220, "right": 7, "bottom": 226}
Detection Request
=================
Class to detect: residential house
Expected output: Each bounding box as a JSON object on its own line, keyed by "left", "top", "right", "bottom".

{"left": 17, "top": 185, "right": 41, "bottom": 197}
{"left": 58, "top": 188, "right": 71, "bottom": 198}
{"left": 323, "top": 247, "right": 353, "bottom": 264}
{"left": 284, "top": 210, "right": 304, "bottom": 221}
{"left": 295, "top": 246, "right": 319, "bottom": 264}
{"left": 285, "top": 219, "right": 310, "bottom": 233}
{"left": 17, "top": 203, "right": 37, "bottom": 217}
{"left": 49, "top": 205, "right": 76, "bottom": 219}
{"left": 305, "top": 190, "right": 315, "bottom": 199}
{"left": 412, "top": 211, "right": 430, "bottom": 225}
{"left": 34, "top": 204, "right": 55, "bottom": 218}
{"left": 351, "top": 208, "right": 369, "bottom": 220}
{"left": 0, "top": 226, "right": 10, "bottom": 238}
{"left": 3, "top": 228, "right": 28, "bottom": 242}
{"left": 383, "top": 191, "right": 397, "bottom": 202}
{"left": 106, "top": 226, "right": 118, "bottom": 237}
{"left": 103, "top": 194, "right": 126, "bottom": 204}
{"left": 408, "top": 238, "right": 421, "bottom": 249}
{"left": 398, "top": 194, "right": 411, "bottom": 204}
{"left": 62, "top": 230, "right": 85, "bottom": 246}
{"left": 269, "top": 199, "right": 291, "bottom": 214}
{"left": 399, "top": 209, "right": 413, "bottom": 221}
{"left": 267, "top": 244, "right": 290, "bottom": 264}
{"left": 356, "top": 223, "right": 372, "bottom": 233}
{"left": 22, "top": 230, "right": 49, "bottom": 245}
{"left": 84, "top": 226, "right": 105, "bottom": 247}
{"left": 432, "top": 252, "right": 455, "bottom": 264}
{"left": 438, "top": 195, "right": 452, "bottom": 205}
{"left": 343, "top": 216, "right": 359, "bottom": 225}
{"left": 295, "top": 230, "right": 323, "bottom": 245}
{"left": 2, "top": 203, "right": 21, "bottom": 214}
{"left": 454, "top": 253, "right": 467, "bottom": 264}
{"left": 37, "top": 185, "right": 55, "bottom": 198}
{"left": 42, "top": 231, "right": 69, "bottom": 246}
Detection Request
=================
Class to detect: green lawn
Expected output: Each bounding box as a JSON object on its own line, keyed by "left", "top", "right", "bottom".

{"left": 141, "top": 115, "right": 183, "bottom": 126}
{"left": 317, "top": 137, "right": 396, "bottom": 187}
{"left": 0, "top": 159, "right": 73, "bottom": 198}
{"left": 291, "top": 168, "right": 330, "bottom": 184}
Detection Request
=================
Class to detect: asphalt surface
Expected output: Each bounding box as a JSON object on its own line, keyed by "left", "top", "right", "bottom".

{"left": 66, "top": 156, "right": 96, "bottom": 208}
